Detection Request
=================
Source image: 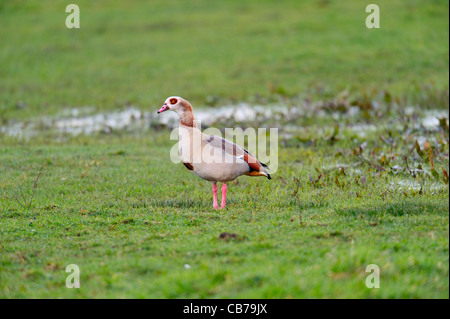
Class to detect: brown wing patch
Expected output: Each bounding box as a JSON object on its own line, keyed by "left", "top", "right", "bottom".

{"left": 182, "top": 162, "right": 194, "bottom": 170}
{"left": 243, "top": 153, "right": 262, "bottom": 172}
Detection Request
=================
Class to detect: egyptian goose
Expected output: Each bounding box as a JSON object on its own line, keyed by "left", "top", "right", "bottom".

{"left": 157, "top": 96, "right": 271, "bottom": 209}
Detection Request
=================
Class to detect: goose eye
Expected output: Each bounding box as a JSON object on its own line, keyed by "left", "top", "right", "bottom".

{"left": 170, "top": 98, "right": 178, "bottom": 104}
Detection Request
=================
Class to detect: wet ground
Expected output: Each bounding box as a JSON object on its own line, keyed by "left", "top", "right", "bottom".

{"left": 1, "top": 103, "right": 448, "bottom": 139}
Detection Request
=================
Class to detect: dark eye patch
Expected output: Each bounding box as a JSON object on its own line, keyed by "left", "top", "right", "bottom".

{"left": 170, "top": 98, "right": 178, "bottom": 104}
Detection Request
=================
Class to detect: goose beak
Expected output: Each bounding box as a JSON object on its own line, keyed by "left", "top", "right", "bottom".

{"left": 157, "top": 104, "right": 170, "bottom": 114}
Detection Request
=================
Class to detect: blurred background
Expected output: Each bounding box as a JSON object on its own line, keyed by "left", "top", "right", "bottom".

{"left": 0, "top": 0, "right": 448, "bottom": 123}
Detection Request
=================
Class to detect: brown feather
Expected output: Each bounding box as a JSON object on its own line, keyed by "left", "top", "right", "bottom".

{"left": 179, "top": 100, "right": 195, "bottom": 127}
{"left": 243, "top": 153, "right": 263, "bottom": 172}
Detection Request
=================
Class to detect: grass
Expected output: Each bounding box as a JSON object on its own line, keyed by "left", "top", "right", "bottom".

{"left": 0, "top": 105, "right": 448, "bottom": 297}
{"left": 0, "top": 0, "right": 449, "bottom": 121}
{"left": 0, "top": 0, "right": 448, "bottom": 299}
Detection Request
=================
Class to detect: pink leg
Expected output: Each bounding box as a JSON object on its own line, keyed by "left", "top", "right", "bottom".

{"left": 221, "top": 183, "right": 227, "bottom": 208}
{"left": 212, "top": 183, "right": 219, "bottom": 209}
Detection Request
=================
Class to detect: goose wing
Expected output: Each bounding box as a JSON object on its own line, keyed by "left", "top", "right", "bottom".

{"left": 204, "top": 134, "right": 271, "bottom": 178}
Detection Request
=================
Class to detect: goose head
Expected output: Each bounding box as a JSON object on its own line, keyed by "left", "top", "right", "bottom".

{"left": 157, "top": 96, "right": 195, "bottom": 127}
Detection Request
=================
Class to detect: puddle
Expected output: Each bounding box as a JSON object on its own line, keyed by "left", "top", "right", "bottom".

{"left": 391, "top": 180, "right": 446, "bottom": 192}
{"left": 1, "top": 107, "right": 147, "bottom": 138}
{"left": 421, "top": 110, "right": 448, "bottom": 130}
{"left": 0, "top": 103, "right": 304, "bottom": 138}
{"left": 54, "top": 108, "right": 143, "bottom": 135}
{"left": 0, "top": 103, "right": 448, "bottom": 139}
{"left": 0, "top": 121, "right": 27, "bottom": 138}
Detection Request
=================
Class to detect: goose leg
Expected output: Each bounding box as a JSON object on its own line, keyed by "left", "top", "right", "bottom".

{"left": 221, "top": 183, "right": 227, "bottom": 208}
{"left": 212, "top": 182, "right": 219, "bottom": 209}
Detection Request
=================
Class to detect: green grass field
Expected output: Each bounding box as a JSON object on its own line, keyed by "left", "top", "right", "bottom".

{"left": 0, "top": 0, "right": 449, "bottom": 298}
{"left": 0, "top": 0, "right": 448, "bottom": 121}
{"left": 1, "top": 106, "right": 448, "bottom": 298}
